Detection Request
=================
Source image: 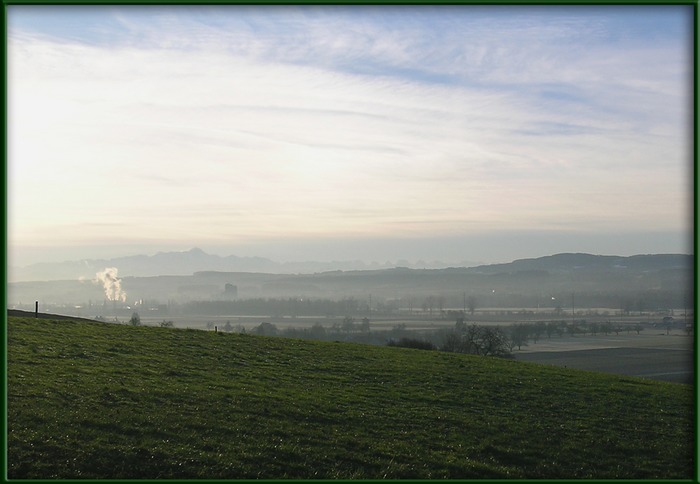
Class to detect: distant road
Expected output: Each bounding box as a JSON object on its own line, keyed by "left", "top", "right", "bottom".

{"left": 516, "top": 346, "right": 693, "bottom": 384}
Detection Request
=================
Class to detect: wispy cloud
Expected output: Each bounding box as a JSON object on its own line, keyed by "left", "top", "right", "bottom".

{"left": 7, "top": 6, "right": 691, "bottom": 263}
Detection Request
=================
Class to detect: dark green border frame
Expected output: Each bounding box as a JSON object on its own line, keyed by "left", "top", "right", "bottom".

{"left": 1, "top": 2, "right": 697, "bottom": 483}
{"left": 0, "top": 1, "right": 697, "bottom": 5}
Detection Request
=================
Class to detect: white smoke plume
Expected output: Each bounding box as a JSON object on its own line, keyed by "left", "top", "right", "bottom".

{"left": 95, "top": 267, "right": 127, "bottom": 302}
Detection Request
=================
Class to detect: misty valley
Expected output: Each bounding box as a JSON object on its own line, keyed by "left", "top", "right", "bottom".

{"left": 7, "top": 252, "right": 694, "bottom": 478}
{"left": 8, "top": 252, "right": 694, "bottom": 383}
{"left": 8, "top": 4, "right": 693, "bottom": 478}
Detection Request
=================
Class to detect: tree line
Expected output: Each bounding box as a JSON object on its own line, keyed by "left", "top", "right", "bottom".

{"left": 184, "top": 298, "right": 369, "bottom": 317}
{"left": 210, "top": 313, "right": 665, "bottom": 358}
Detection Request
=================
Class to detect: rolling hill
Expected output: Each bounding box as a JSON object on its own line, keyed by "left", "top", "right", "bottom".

{"left": 7, "top": 316, "right": 693, "bottom": 479}
{"left": 8, "top": 252, "right": 693, "bottom": 311}
{"left": 10, "top": 247, "right": 480, "bottom": 282}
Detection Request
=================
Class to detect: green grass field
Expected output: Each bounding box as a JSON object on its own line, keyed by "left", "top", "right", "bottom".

{"left": 6, "top": 316, "right": 694, "bottom": 479}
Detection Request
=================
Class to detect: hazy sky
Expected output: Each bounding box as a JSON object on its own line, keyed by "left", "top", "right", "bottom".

{"left": 7, "top": 5, "right": 693, "bottom": 267}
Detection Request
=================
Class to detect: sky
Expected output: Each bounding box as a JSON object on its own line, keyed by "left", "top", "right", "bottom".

{"left": 7, "top": 5, "right": 694, "bottom": 268}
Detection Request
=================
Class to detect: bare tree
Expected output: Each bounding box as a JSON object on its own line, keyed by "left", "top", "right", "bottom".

{"left": 129, "top": 312, "right": 141, "bottom": 326}
{"left": 423, "top": 296, "right": 437, "bottom": 317}
{"left": 342, "top": 316, "right": 355, "bottom": 333}
{"left": 467, "top": 296, "right": 477, "bottom": 316}
{"left": 437, "top": 296, "right": 446, "bottom": 314}
{"left": 254, "top": 322, "right": 278, "bottom": 336}
{"left": 310, "top": 323, "right": 326, "bottom": 339}
{"left": 479, "top": 327, "right": 510, "bottom": 357}
{"left": 441, "top": 330, "right": 464, "bottom": 353}
{"left": 509, "top": 324, "right": 529, "bottom": 351}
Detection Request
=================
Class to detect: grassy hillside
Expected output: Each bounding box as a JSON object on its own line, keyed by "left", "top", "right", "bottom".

{"left": 7, "top": 316, "right": 694, "bottom": 479}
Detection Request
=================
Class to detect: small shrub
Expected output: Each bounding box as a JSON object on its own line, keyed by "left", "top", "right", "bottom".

{"left": 387, "top": 337, "right": 436, "bottom": 351}
{"left": 129, "top": 312, "right": 141, "bottom": 326}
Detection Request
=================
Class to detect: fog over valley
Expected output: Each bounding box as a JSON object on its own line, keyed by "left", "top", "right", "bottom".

{"left": 8, "top": 6, "right": 692, "bottom": 279}
{"left": 8, "top": 249, "right": 692, "bottom": 322}
{"left": 9, "top": 247, "right": 486, "bottom": 282}
{"left": 6, "top": 5, "right": 693, "bottom": 380}
{"left": 6, "top": 6, "right": 694, "bottom": 479}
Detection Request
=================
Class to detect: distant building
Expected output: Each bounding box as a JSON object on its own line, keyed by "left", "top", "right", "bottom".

{"left": 224, "top": 283, "right": 238, "bottom": 298}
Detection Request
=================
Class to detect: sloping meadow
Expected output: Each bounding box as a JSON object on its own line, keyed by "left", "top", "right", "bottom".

{"left": 7, "top": 317, "right": 694, "bottom": 479}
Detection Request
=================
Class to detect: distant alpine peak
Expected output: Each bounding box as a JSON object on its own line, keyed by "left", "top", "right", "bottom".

{"left": 8, "top": 250, "right": 691, "bottom": 283}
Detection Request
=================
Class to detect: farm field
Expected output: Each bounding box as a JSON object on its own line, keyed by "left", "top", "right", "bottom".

{"left": 15, "top": 308, "right": 693, "bottom": 384}
{"left": 516, "top": 346, "right": 692, "bottom": 384}
{"left": 7, "top": 315, "right": 694, "bottom": 479}
{"left": 134, "top": 313, "right": 695, "bottom": 385}
{"left": 514, "top": 331, "right": 693, "bottom": 384}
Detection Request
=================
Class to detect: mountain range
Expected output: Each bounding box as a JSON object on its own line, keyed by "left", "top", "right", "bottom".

{"left": 9, "top": 248, "right": 483, "bottom": 282}
{"left": 7, "top": 251, "right": 692, "bottom": 312}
